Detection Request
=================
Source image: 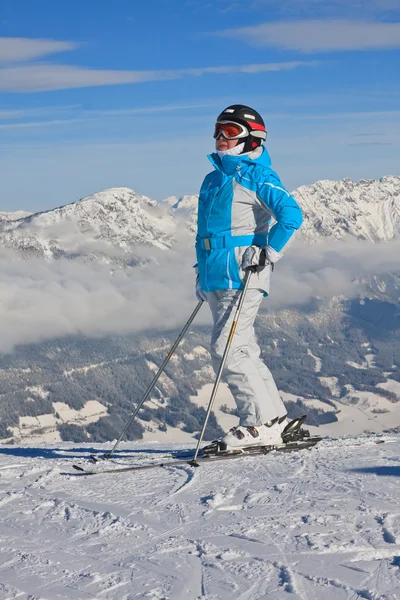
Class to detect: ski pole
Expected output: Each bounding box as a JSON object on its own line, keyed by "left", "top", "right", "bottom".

{"left": 189, "top": 270, "right": 253, "bottom": 466}
{"left": 105, "top": 300, "right": 204, "bottom": 459}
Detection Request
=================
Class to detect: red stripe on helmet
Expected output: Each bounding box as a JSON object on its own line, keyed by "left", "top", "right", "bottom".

{"left": 248, "top": 122, "right": 266, "bottom": 131}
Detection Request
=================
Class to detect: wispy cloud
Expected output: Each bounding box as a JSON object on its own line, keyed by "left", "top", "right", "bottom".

{"left": 0, "top": 119, "right": 85, "bottom": 130}
{"left": 2, "top": 108, "right": 398, "bottom": 133}
{"left": 348, "top": 142, "right": 393, "bottom": 146}
{"left": 0, "top": 37, "right": 79, "bottom": 64}
{"left": 216, "top": 20, "right": 400, "bottom": 52}
{"left": 304, "top": 110, "right": 400, "bottom": 119}
{"left": 250, "top": 0, "right": 400, "bottom": 16}
{"left": 0, "top": 61, "right": 318, "bottom": 92}
{"left": 0, "top": 105, "right": 80, "bottom": 120}
{"left": 0, "top": 102, "right": 216, "bottom": 130}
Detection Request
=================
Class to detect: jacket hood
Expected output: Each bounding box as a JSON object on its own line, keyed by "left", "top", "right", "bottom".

{"left": 208, "top": 145, "right": 272, "bottom": 175}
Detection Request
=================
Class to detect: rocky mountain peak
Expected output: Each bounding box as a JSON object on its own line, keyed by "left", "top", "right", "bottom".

{"left": 295, "top": 175, "right": 400, "bottom": 243}
{"left": 0, "top": 187, "right": 176, "bottom": 259}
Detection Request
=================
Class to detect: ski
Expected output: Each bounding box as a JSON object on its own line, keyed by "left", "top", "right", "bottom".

{"left": 72, "top": 436, "right": 321, "bottom": 475}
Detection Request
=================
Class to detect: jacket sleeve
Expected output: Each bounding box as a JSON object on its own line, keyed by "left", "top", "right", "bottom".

{"left": 257, "top": 173, "right": 303, "bottom": 254}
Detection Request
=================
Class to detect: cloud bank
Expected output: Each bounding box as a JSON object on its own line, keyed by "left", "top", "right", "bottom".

{"left": 0, "top": 232, "right": 399, "bottom": 354}
{"left": 267, "top": 237, "right": 400, "bottom": 309}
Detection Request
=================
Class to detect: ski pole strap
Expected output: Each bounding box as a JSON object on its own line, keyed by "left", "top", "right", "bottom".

{"left": 196, "top": 234, "right": 267, "bottom": 251}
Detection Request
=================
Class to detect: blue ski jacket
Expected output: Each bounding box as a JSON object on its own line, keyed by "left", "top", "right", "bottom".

{"left": 195, "top": 146, "right": 303, "bottom": 294}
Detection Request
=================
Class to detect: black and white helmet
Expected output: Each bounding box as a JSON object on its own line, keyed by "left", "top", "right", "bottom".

{"left": 215, "top": 104, "right": 267, "bottom": 153}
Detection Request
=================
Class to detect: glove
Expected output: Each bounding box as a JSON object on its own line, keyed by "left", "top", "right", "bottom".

{"left": 195, "top": 274, "right": 207, "bottom": 302}
{"left": 242, "top": 246, "right": 269, "bottom": 272}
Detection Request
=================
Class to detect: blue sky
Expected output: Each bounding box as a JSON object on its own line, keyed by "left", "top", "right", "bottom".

{"left": 0, "top": 0, "right": 399, "bottom": 212}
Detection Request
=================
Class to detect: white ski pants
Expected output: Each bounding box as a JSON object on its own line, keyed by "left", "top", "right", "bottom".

{"left": 207, "top": 288, "right": 287, "bottom": 427}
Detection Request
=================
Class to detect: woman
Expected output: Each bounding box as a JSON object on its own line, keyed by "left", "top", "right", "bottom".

{"left": 195, "top": 104, "right": 303, "bottom": 450}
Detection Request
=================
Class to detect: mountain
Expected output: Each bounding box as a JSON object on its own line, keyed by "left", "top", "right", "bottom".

{"left": 0, "top": 210, "right": 31, "bottom": 222}
{"left": 1, "top": 175, "right": 399, "bottom": 262}
{"left": 295, "top": 175, "right": 400, "bottom": 243}
{"left": 0, "top": 176, "right": 399, "bottom": 445}
{"left": 0, "top": 188, "right": 176, "bottom": 262}
{"left": 168, "top": 175, "right": 400, "bottom": 243}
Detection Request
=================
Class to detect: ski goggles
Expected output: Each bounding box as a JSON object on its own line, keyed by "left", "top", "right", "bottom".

{"left": 213, "top": 121, "right": 249, "bottom": 140}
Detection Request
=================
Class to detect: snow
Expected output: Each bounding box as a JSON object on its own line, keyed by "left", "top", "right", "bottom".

{"left": 190, "top": 382, "right": 400, "bottom": 439}
{"left": 348, "top": 354, "right": 377, "bottom": 370}
{"left": 138, "top": 419, "right": 195, "bottom": 443}
{"left": 377, "top": 378, "right": 400, "bottom": 396}
{"left": 168, "top": 176, "right": 400, "bottom": 244}
{"left": 7, "top": 400, "right": 108, "bottom": 444}
{"left": 311, "top": 393, "right": 400, "bottom": 437}
{"left": 0, "top": 187, "right": 176, "bottom": 260}
{"left": 294, "top": 175, "right": 400, "bottom": 243}
{"left": 307, "top": 348, "right": 322, "bottom": 372}
{"left": 184, "top": 346, "right": 209, "bottom": 361}
{"left": 25, "top": 385, "right": 49, "bottom": 399}
{"left": 319, "top": 376, "right": 341, "bottom": 397}
{"left": 0, "top": 210, "right": 31, "bottom": 221}
{"left": 190, "top": 382, "right": 239, "bottom": 433}
{"left": 0, "top": 435, "right": 399, "bottom": 599}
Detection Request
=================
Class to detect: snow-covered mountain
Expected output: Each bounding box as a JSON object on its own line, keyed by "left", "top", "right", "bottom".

{"left": 296, "top": 175, "right": 400, "bottom": 243}
{"left": 0, "top": 188, "right": 176, "bottom": 261}
{"left": 169, "top": 175, "right": 400, "bottom": 243}
{"left": 1, "top": 176, "right": 399, "bottom": 263}
{"left": 0, "top": 175, "right": 399, "bottom": 445}
{"left": 0, "top": 210, "right": 31, "bottom": 222}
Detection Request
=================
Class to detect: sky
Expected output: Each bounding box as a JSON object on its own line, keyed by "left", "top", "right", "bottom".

{"left": 0, "top": 0, "right": 399, "bottom": 213}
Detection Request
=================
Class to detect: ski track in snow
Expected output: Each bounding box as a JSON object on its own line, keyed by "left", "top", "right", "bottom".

{"left": 0, "top": 436, "right": 399, "bottom": 599}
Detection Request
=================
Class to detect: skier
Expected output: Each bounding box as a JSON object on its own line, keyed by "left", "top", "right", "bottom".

{"left": 195, "top": 104, "right": 303, "bottom": 451}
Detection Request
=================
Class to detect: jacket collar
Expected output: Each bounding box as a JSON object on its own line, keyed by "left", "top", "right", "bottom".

{"left": 208, "top": 145, "right": 272, "bottom": 175}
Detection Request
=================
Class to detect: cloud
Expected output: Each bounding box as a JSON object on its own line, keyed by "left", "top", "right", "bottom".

{"left": 303, "top": 110, "right": 400, "bottom": 120}
{"left": 250, "top": 0, "right": 400, "bottom": 16}
{"left": 265, "top": 237, "right": 400, "bottom": 309}
{"left": 0, "top": 37, "right": 79, "bottom": 64}
{"left": 217, "top": 20, "right": 400, "bottom": 52}
{"left": 0, "top": 224, "right": 399, "bottom": 354}
{"left": 0, "top": 102, "right": 215, "bottom": 130}
{"left": 0, "top": 231, "right": 203, "bottom": 354}
{"left": 0, "top": 61, "right": 318, "bottom": 92}
{"left": 348, "top": 142, "right": 393, "bottom": 146}
{"left": 0, "top": 118, "right": 85, "bottom": 130}
{"left": 0, "top": 105, "right": 80, "bottom": 120}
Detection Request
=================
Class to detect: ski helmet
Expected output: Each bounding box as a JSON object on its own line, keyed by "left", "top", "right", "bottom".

{"left": 215, "top": 104, "right": 267, "bottom": 153}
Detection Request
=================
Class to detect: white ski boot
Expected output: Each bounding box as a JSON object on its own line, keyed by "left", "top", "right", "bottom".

{"left": 220, "top": 415, "right": 288, "bottom": 451}
{"left": 202, "top": 416, "right": 310, "bottom": 455}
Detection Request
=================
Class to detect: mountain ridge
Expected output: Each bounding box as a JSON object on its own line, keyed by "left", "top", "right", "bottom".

{"left": 1, "top": 175, "right": 399, "bottom": 262}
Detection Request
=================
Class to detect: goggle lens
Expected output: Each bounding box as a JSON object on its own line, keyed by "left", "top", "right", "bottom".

{"left": 213, "top": 122, "right": 247, "bottom": 140}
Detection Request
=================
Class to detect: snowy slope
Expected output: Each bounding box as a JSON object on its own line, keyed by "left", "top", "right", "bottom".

{"left": 0, "top": 435, "right": 399, "bottom": 599}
